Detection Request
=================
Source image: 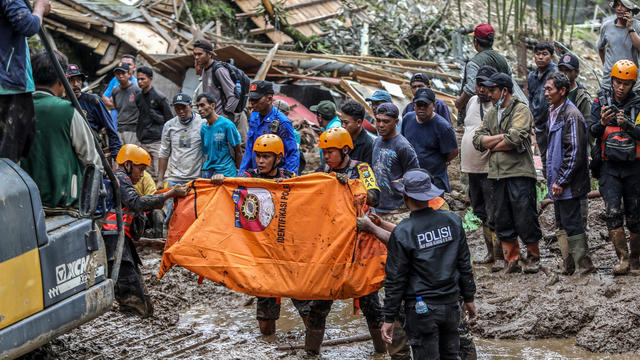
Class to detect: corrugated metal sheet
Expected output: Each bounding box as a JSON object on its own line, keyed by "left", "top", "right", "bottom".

{"left": 64, "top": 0, "right": 144, "bottom": 22}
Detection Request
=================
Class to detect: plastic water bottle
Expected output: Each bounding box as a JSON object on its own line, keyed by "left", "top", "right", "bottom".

{"left": 235, "top": 80, "right": 242, "bottom": 97}
{"left": 415, "top": 296, "right": 428, "bottom": 314}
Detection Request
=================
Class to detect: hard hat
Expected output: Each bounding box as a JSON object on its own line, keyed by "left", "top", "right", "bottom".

{"left": 318, "top": 127, "right": 353, "bottom": 150}
{"left": 116, "top": 144, "right": 151, "bottom": 166}
{"left": 611, "top": 59, "right": 638, "bottom": 81}
{"left": 253, "top": 134, "right": 284, "bottom": 156}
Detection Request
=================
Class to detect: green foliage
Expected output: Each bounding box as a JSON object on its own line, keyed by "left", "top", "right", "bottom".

{"left": 188, "top": 0, "right": 248, "bottom": 37}
{"left": 463, "top": 208, "right": 483, "bottom": 232}
{"left": 536, "top": 181, "right": 549, "bottom": 203}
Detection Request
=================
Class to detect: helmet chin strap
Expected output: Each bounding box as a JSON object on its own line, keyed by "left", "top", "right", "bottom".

{"left": 124, "top": 161, "right": 134, "bottom": 177}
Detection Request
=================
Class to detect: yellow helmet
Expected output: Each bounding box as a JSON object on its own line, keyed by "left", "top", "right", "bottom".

{"left": 611, "top": 59, "right": 638, "bottom": 81}
{"left": 318, "top": 127, "right": 353, "bottom": 150}
{"left": 253, "top": 134, "right": 284, "bottom": 156}
{"left": 116, "top": 144, "right": 151, "bottom": 166}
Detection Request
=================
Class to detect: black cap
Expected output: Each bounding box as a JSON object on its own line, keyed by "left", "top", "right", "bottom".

{"left": 249, "top": 81, "right": 274, "bottom": 100}
{"left": 413, "top": 88, "right": 436, "bottom": 104}
{"left": 114, "top": 62, "right": 130, "bottom": 73}
{"left": 172, "top": 93, "right": 192, "bottom": 105}
{"left": 558, "top": 53, "right": 579, "bottom": 71}
{"left": 476, "top": 65, "right": 498, "bottom": 82}
{"left": 410, "top": 73, "right": 430, "bottom": 85}
{"left": 391, "top": 168, "right": 444, "bottom": 201}
{"left": 66, "top": 64, "right": 86, "bottom": 80}
{"left": 193, "top": 39, "right": 214, "bottom": 53}
{"left": 481, "top": 73, "right": 513, "bottom": 92}
{"left": 375, "top": 102, "right": 399, "bottom": 119}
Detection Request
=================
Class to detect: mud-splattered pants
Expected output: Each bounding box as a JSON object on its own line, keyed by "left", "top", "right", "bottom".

{"left": 0, "top": 93, "right": 35, "bottom": 163}
{"left": 104, "top": 234, "right": 146, "bottom": 301}
{"left": 599, "top": 162, "right": 640, "bottom": 233}
{"left": 493, "top": 177, "right": 542, "bottom": 244}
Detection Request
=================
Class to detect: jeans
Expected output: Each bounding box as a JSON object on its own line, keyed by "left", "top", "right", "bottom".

{"left": 164, "top": 180, "right": 188, "bottom": 225}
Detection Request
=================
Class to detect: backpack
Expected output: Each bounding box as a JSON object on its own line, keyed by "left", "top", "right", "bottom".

{"left": 602, "top": 128, "right": 639, "bottom": 162}
{"left": 212, "top": 61, "right": 251, "bottom": 113}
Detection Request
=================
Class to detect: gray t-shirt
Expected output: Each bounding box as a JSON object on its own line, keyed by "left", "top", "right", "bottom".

{"left": 597, "top": 17, "right": 640, "bottom": 87}
{"left": 201, "top": 63, "right": 240, "bottom": 116}
{"left": 159, "top": 113, "right": 206, "bottom": 182}
{"left": 372, "top": 134, "right": 420, "bottom": 212}
{"left": 112, "top": 83, "right": 141, "bottom": 131}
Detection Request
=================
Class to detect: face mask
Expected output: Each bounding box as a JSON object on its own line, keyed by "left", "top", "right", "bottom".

{"left": 179, "top": 113, "right": 194, "bottom": 125}
{"left": 496, "top": 90, "right": 506, "bottom": 108}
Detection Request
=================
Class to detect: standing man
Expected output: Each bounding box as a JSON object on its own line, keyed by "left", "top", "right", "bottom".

{"left": 196, "top": 93, "right": 242, "bottom": 178}
{"left": 340, "top": 100, "right": 375, "bottom": 164}
{"left": 135, "top": 66, "right": 173, "bottom": 179}
{"left": 544, "top": 72, "right": 595, "bottom": 275}
{"left": 455, "top": 23, "right": 512, "bottom": 125}
{"left": 111, "top": 62, "right": 142, "bottom": 145}
{"left": 238, "top": 81, "right": 299, "bottom": 174}
{"left": 590, "top": 60, "right": 640, "bottom": 275}
{"left": 402, "top": 73, "right": 451, "bottom": 123}
{"left": 67, "top": 64, "right": 122, "bottom": 158}
{"left": 366, "top": 90, "right": 393, "bottom": 114}
{"left": 597, "top": 0, "right": 640, "bottom": 90}
{"left": 401, "top": 88, "right": 459, "bottom": 192}
{"left": 157, "top": 93, "right": 206, "bottom": 220}
{"left": 473, "top": 73, "right": 542, "bottom": 274}
{"left": 528, "top": 41, "right": 558, "bottom": 162}
{"left": 558, "top": 53, "right": 593, "bottom": 145}
{"left": 371, "top": 103, "right": 420, "bottom": 214}
{"left": 102, "top": 54, "right": 137, "bottom": 127}
{"left": 460, "top": 65, "right": 502, "bottom": 269}
{"left": 380, "top": 169, "right": 477, "bottom": 359}
{"left": 0, "top": 0, "right": 50, "bottom": 162}
{"left": 20, "top": 50, "right": 102, "bottom": 208}
{"left": 193, "top": 39, "right": 248, "bottom": 146}
{"left": 311, "top": 99, "right": 341, "bottom": 163}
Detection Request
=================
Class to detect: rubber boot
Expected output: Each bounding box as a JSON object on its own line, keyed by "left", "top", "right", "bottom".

{"left": 119, "top": 294, "right": 152, "bottom": 318}
{"left": 490, "top": 232, "right": 504, "bottom": 272}
{"left": 629, "top": 233, "right": 640, "bottom": 272}
{"left": 556, "top": 230, "right": 575, "bottom": 275}
{"left": 522, "top": 242, "right": 540, "bottom": 274}
{"left": 258, "top": 320, "right": 276, "bottom": 336}
{"left": 368, "top": 327, "right": 387, "bottom": 353}
{"left": 567, "top": 233, "right": 595, "bottom": 275}
{"left": 610, "top": 228, "right": 630, "bottom": 276}
{"left": 304, "top": 329, "right": 325, "bottom": 355}
{"left": 474, "top": 225, "right": 495, "bottom": 264}
{"left": 502, "top": 241, "right": 521, "bottom": 274}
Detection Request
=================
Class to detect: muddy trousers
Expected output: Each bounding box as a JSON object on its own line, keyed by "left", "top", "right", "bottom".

{"left": 290, "top": 299, "right": 333, "bottom": 330}
{"left": 468, "top": 172, "right": 495, "bottom": 230}
{"left": 404, "top": 301, "right": 461, "bottom": 360}
{"left": 599, "top": 167, "right": 640, "bottom": 233}
{"left": 104, "top": 234, "right": 145, "bottom": 301}
{"left": 493, "top": 177, "right": 542, "bottom": 244}
{"left": 0, "top": 93, "right": 35, "bottom": 163}
{"left": 554, "top": 197, "right": 585, "bottom": 236}
{"left": 256, "top": 297, "right": 281, "bottom": 321}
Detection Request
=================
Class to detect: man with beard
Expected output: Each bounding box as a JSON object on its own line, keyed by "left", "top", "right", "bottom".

{"left": 460, "top": 65, "right": 502, "bottom": 271}
{"left": 67, "top": 64, "right": 121, "bottom": 158}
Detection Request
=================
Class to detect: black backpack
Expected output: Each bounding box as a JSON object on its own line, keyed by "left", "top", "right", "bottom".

{"left": 603, "top": 129, "right": 638, "bottom": 162}
{"left": 212, "top": 61, "right": 251, "bottom": 113}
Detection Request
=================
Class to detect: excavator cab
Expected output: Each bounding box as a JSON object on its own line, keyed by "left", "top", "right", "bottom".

{"left": 0, "top": 159, "right": 115, "bottom": 359}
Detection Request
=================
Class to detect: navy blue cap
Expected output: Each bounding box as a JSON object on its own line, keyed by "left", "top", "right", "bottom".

{"left": 413, "top": 88, "right": 436, "bottom": 104}
{"left": 392, "top": 168, "right": 444, "bottom": 201}
{"left": 481, "top": 73, "right": 513, "bottom": 92}
{"left": 558, "top": 53, "right": 579, "bottom": 71}
{"left": 172, "top": 93, "right": 192, "bottom": 105}
{"left": 375, "top": 102, "right": 399, "bottom": 119}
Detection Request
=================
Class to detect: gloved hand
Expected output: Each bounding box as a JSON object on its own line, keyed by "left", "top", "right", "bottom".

{"left": 336, "top": 173, "right": 349, "bottom": 185}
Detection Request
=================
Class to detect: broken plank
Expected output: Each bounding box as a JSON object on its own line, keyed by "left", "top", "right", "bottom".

{"left": 249, "top": 12, "right": 341, "bottom": 35}
{"left": 236, "top": 0, "right": 332, "bottom": 18}
{"left": 352, "top": 69, "right": 404, "bottom": 85}
{"left": 339, "top": 79, "right": 375, "bottom": 118}
{"left": 100, "top": 42, "right": 120, "bottom": 65}
{"left": 139, "top": 8, "right": 177, "bottom": 53}
{"left": 254, "top": 43, "right": 279, "bottom": 81}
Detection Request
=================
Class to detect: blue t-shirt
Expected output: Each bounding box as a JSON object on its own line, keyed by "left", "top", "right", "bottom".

{"left": 401, "top": 112, "right": 458, "bottom": 192}
{"left": 200, "top": 116, "right": 242, "bottom": 177}
{"left": 372, "top": 134, "right": 419, "bottom": 212}
{"left": 103, "top": 76, "right": 138, "bottom": 128}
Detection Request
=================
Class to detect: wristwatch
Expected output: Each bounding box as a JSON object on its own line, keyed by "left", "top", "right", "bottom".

{"left": 630, "top": 28, "right": 636, "bottom": 33}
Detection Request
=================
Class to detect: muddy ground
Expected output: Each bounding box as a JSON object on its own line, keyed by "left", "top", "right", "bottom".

{"left": 24, "top": 150, "right": 640, "bottom": 359}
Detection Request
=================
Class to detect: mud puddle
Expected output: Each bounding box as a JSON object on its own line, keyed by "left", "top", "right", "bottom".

{"left": 475, "top": 338, "right": 637, "bottom": 359}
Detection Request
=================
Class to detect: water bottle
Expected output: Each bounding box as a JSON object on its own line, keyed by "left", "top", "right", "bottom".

{"left": 235, "top": 80, "right": 242, "bottom": 97}
{"left": 415, "top": 296, "right": 428, "bottom": 314}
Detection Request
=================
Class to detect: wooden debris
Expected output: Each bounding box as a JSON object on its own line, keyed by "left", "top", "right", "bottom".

{"left": 276, "top": 334, "right": 371, "bottom": 350}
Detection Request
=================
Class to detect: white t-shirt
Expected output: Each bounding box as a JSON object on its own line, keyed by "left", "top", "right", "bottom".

{"left": 461, "top": 96, "right": 492, "bottom": 173}
{"left": 159, "top": 113, "right": 206, "bottom": 182}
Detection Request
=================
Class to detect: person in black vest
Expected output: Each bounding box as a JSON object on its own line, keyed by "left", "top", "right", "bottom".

{"left": 590, "top": 59, "right": 640, "bottom": 276}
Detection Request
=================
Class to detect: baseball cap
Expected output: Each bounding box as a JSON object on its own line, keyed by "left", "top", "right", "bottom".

{"left": 273, "top": 99, "right": 290, "bottom": 114}
{"left": 476, "top": 65, "right": 498, "bottom": 82}
{"left": 114, "top": 62, "right": 130, "bottom": 73}
{"left": 172, "top": 93, "right": 192, "bottom": 105}
{"left": 310, "top": 100, "right": 337, "bottom": 118}
{"left": 375, "top": 102, "right": 399, "bottom": 119}
{"left": 66, "top": 64, "right": 86, "bottom": 80}
{"left": 558, "top": 53, "right": 579, "bottom": 71}
{"left": 474, "top": 23, "right": 495, "bottom": 40}
{"left": 481, "top": 73, "right": 513, "bottom": 92}
{"left": 194, "top": 39, "right": 214, "bottom": 53}
{"left": 610, "top": 0, "right": 640, "bottom": 13}
{"left": 365, "top": 90, "right": 392, "bottom": 103}
{"left": 410, "top": 73, "right": 430, "bottom": 85}
{"left": 249, "top": 81, "right": 274, "bottom": 100}
{"left": 391, "top": 168, "right": 444, "bottom": 201}
{"left": 413, "top": 88, "right": 436, "bottom": 104}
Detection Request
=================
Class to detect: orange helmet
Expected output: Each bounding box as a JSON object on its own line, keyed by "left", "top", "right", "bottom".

{"left": 116, "top": 144, "right": 151, "bottom": 166}
{"left": 253, "top": 134, "right": 284, "bottom": 156}
{"left": 611, "top": 60, "right": 638, "bottom": 81}
{"left": 318, "top": 127, "right": 353, "bottom": 150}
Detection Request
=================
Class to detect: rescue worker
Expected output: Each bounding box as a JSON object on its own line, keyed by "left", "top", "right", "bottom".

{"left": 380, "top": 169, "right": 477, "bottom": 359}
{"left": 544, "top": 72, "right": 595, "bottom": 275}
{"left": 590, "top": 60, "right": 640, "bottom": 275}
{"left": 211, "top": 134, "right": 296, "bottom": 337}
{"left": 103, "top": 144, "right": 189, "bottom": 317}
{"left": 313, "top": 127, "right": 385, "bottom": 354}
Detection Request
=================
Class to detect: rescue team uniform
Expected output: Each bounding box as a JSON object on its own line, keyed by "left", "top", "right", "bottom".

{"left": 383, "top": 206, "right": 476, "bottom": 359}
{"left": 102, "top": 170, "right": 165, "bottom": 308}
